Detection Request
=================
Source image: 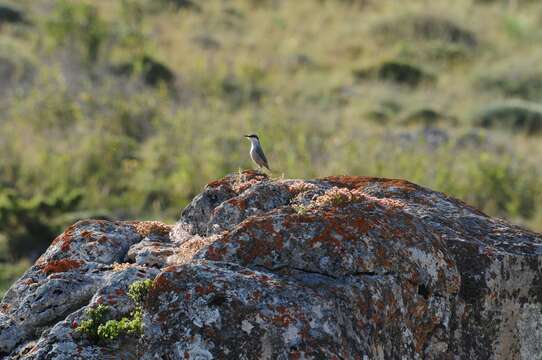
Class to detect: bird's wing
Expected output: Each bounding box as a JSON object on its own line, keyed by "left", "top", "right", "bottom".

{"left": 255, "top": 145, "right": 270, "bottom": 170}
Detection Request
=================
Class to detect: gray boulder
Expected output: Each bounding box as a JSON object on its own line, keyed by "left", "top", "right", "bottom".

{"left": 2, "top": 171, "right": 542, "bottom": 359}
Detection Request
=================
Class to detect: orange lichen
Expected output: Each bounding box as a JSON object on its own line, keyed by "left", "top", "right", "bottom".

{"left": 114, "top": 288, "right": 126, "bottom": 296}
{"left": 42, "top": 259, "right": 83, "bottom": 274}
{"left": 225, "top": 197, "right": 247, "bottom": 211}
{"left": 60, "top": 235, "right": 73, "bottom": 251}
{"left": 51, "top": 232, "right": 74, "bottom": 252}
{"left": 237, "top": 231, "right": 279, "bottom": 264}
{"left": 302, "top": 210, "right": 368, "bottom": 249}
{"left": 308, "top": 223, "right": 344, "bottom": 249}
{"left": 233, "top": 178, "right": 267, "bottom": 194}
{"left": 203, "top": 217, "right": 280, "bottom": 264}
{"left": 131, "top": 221, "right": 173, "bottom": 237}
{"left": 352, "top": 217, "right": 373, "bottom": 233}
{"left": 106, "top": 297, "right": 117, "bottom": 305}
{"left": 272, "top": 312, "right": 294, "bottom": 326}
{"left": 80, "top": 230, "right": 93, "bottom": 239}
{"left": 195, "top": 284, "right": 214, "bottom": 295}
{"left": 206, "top": 170, "right": 267, "bottom": 192}
{"left": 324, "top": 176, "right": 419, "bottom": 193}
{"left": 251, "top": 290, "right": 263, "bottom": 302}
{"left": 151, "top": 274, "right": 178, "bottom": 294}
{"left": 21, "top": 278, "right": 36, "bottom": 286}
{"left": 206, "top": 177, "right": 233, "bottom": 188}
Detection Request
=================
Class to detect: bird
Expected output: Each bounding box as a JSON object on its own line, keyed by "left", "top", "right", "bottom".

{"left": 244, "top": 134, "right": 271, "bottom": 171}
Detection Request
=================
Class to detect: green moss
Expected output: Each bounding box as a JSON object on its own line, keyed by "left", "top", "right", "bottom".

{"left": 76, "top": 280, "right": 151, "bottom": 342}
{"left": 128, "top": 279, "right": 153, "bottom": 305}
{"left": 75, "top": 304, "right": 110, "bottom": 340}
{"left": 96, "top": 308, "right": 143, "bottom": 340}
{"left": 292, "top": 204, "right": 308, "bottom": 215}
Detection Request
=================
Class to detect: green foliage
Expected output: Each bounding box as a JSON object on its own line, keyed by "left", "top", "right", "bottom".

{"left": 76, "top": 279, "right": 151, "bottom": 342}
{"left": 478, "top": 65, "right": 542, "bottom": 101}
{"left": 45, "top": 1, "right": 109, "bottom": 64}
{"left": 128, "top": 279, "right": 153, "bottom": 305}
{"left": 375, "top": 14, "right": 477, "bottom": 47}
{"left": 0, "top": 187, "right": 83, "bottom": 260}
{"left": 355, "top": 61, "right": 435, "bottom": 87}
{"left": 292, "top": 204, "right": 309, "bottom": 215}
{"left": 76, "top": 304, "right": 110, "bottom": 340}
{"left": 475, "top": 100, "right": 542, "bottom": 135}
{"left": 96, "top": 308, "right": 143, "bottom": 341}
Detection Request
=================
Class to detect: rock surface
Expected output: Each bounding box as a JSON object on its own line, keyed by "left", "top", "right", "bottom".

{"left": 2, "top": 170, "right": 542, "bottom": 359}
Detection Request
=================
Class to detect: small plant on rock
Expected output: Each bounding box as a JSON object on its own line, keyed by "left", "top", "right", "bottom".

{"left": 128, "top": 278, "right": 153, "bottom": 304}
{"left": 76, "top": 304, "right": 110, "bottom": 340}
{"left": 313, "top": 187, "right": 359, "bottom": 207}
{"left": 76, "top": 279, "right": 152, "bottom": 342}
{"left": 292, "top": 203, "right": 309, "bottom": 215}
{"left": 96, "top": 308, "right": 143, "bottom": 340}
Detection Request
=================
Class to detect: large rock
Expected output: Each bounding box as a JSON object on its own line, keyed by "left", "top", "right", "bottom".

{"left": 2, "top": 171, "right": 542, "bottom": 359}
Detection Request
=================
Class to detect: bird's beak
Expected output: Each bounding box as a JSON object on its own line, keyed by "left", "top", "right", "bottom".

{"left": 243, "top": 135, "right": 249, "bottom": 138}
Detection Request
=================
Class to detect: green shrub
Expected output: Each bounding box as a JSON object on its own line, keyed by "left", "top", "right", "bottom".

{"left": 292, "top": 204, "right": 308, "bottom": 215}
{"left": 96, "top": 308, "right": 143, "bottom": 340}
{"left": 46, "top": 1, "right": 109, "bottom": 64}
{"left": 111, "top": 55, "right": 175, "bottom": 87}
{"left": 354, "top": 61, "right": 435, "bottom": 87}
{"left": 128, "top": 279, "right": 153, "bottom": 305}
{"left": 76, "top": 279, "right": 152, "bottom": 342}
{"left": 0, "top": 4, "right": 26, "bottom": 25}
{"left": 76, "top": 304, "right": 111, "bottom": 340}
{"left": 478, "top": 72, "right": 542, "bottom": 101}
{"left": 475, "top": 100, "right": 542, "bottom": 135}
{"left": 402, "top": 108, "right": 457, "bottom": 127}
{"left": 374, "top": 14, "right": 477, "bottom": 47}
{"left": 0, "top": 188, "right": 83, "bottom": 260}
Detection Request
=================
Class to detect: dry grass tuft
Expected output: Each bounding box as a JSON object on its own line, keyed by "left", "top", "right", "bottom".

{"left": 131, "top": 221, "right": 173, "bottom": 238}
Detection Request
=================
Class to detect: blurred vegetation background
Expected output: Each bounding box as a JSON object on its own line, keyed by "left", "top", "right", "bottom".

{"left": 1, "top": 0, "right": 542, "bottom": 295}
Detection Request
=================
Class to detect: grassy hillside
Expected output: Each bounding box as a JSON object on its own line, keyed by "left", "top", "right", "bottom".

{"left": 1, "top": 0, "right": 542, "bottom": 294}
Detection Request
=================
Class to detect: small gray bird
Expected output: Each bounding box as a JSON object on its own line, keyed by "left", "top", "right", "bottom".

{"left": 244, "top": 134, "right": 271, "bottom": 171}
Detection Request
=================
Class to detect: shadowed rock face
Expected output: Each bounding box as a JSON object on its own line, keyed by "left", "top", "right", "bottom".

{"left": 1, "top": 171, "right": 542, "bottom": 359}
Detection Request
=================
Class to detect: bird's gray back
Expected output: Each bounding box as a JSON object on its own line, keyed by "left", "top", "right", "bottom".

{"left": 251, "top": 143, "right": 269, "bottom": 168}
